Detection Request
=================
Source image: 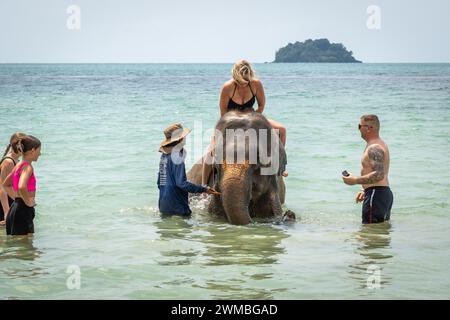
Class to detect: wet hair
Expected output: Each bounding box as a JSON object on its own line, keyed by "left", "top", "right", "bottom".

{"left": 2, "top": 132, "right": 27, "bottom": 158}
{"left": 231, "top": 60, "right": 256, "bottom": 85}
{"left": 16, "top": 135, "right": 41, "bottom": 155}
{"left": 361, "top": 114, "right": 380, "bottom": 131}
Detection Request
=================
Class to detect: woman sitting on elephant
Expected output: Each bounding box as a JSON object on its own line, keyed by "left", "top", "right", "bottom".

{"left": 202, "top": 60, "right": 288, "bottom": 185}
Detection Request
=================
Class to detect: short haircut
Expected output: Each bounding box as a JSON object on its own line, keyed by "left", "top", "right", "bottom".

{"left": 361, "top": 114, "right": 380, "bottom": 131}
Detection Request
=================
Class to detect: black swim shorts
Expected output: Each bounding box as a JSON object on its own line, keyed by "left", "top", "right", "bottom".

{"left": 362, "top": 186, "right": 393, "bottom": 224}
{"left": 0, "top": 196, "right": 14, "bottom": 222}
{"left": 6, "top": 198, "right": 35, "bottom": 235}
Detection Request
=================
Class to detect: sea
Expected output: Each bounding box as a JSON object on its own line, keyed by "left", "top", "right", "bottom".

{"left": 0, "top": 63, "right": 449, "bottom": 299}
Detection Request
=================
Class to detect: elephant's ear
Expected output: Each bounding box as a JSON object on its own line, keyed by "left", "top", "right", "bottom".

{"left": 278, "top": 141, "right": 287, "bottom": 177}
{"left": 270, "top": 174, "right": 279, "bottom": 191}
{"left": 267, "top": 125, "right": 287, "bottom": 177}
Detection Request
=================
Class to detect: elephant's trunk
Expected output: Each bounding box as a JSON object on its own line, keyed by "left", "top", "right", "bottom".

{"left": 221, "top": 162, "right": 252, "bottom": 225}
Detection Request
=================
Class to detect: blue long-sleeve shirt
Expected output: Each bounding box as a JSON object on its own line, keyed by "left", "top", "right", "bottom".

{"left": 157, "top": 149, "right": 207, "bottom": 215}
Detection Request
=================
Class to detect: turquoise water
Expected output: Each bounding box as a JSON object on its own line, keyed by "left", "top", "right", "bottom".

{"left": 0, "top": 63, "right": 449, "bottom": 299}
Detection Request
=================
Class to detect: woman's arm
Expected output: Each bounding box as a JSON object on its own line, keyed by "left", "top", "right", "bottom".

{"left": 18, "top": 165, "right": 35, "bottom": 207}
{"left": 0, "top": 160, "right": 14, "bottom": 183}
{"left": 0, "top": 187, "right": 8, "bottom": 220}
{"left": 2, "top": 169, "right": 16, "bottom": 200}
{"left": 254, "top": 80, "right": 265, "bottom": 113}
{"left": 0, "top": 161, "right": 14, "bottom": 217}
{"left": 219, "top": 85, "right": 230, "bottom": 118}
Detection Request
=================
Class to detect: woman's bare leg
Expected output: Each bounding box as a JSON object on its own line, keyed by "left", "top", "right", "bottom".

{"left": 202, "top": 152, "right": 214, "bottom": 186}
{"left": 202, "top": 137, "right": 215, "bottom": 185}
{"left": 268, "top": 119, "right": 288, "bottom": 177}
{"left": 268, "top": 119, "right": 286, "bottom": 146}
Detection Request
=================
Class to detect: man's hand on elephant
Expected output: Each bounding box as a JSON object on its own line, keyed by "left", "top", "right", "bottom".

{"left": 355, "top": 191, "right": 365, "bottom": 203}
{"left": 206, "top": 187, "right": 221, "bottom": 196}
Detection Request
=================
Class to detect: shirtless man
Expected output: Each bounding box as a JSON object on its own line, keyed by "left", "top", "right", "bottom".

{"left": 342, "top": 114, "right": 393, "bottom": 224}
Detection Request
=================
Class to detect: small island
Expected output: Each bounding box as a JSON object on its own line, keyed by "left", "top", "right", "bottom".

{"left": 274, "top": 38, "right": 361, "bottom": 63}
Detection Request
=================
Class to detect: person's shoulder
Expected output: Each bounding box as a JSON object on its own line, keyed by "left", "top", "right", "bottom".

{"left": 222, "top": 79, "right": 235, "bottom": 90}
{"left": 367, "top": 143, "right": 383, "bottom": 151}
{"left": 224, "top": 79, "right": 235, "bottom": 86}
{"left": 0, "top": 157, "right": 14, "bottom": 168}
{"left": 378, "top": 138, "right": 388, "bottom": 148}
{"left": 251, "top": 78, "right": 262, "bottom": 85}
{"left": 171, "top": 149, "right": 187, "bottom": 164}
{"left": 159, "top": 152, "right": 169, "bottom": 160}
{"left": 367, "top": 144, "right": 387, "bottom": 159}
{"left": 23, "top": 162, "right": 34, "bottom": 170}
{"left": 16, "top": 162, "right": 33, "bottom": 176}
{"left": 250, "top": 78, "right": 263, "bottom": 91}
{"left": 369, "top": 139, "right": 388, "bottom": 151}
{"left": 220, "top": 80, "right": 235, "bottom": 97}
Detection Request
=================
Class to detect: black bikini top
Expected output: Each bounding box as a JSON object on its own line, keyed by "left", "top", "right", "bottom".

{"left": 227, "top": 82, "right": 256, "bottom": 111}
{"left": 0, "top": 156, "right": 16, "bottom": 174}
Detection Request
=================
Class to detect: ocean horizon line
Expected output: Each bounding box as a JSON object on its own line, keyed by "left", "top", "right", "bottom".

{"left": 1, "top": 62, "right": 450, "bottom": 65}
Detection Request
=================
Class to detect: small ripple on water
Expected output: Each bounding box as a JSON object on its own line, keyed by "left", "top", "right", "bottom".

{"left": 119, "top": 206, "right": 160, "bottom": 215}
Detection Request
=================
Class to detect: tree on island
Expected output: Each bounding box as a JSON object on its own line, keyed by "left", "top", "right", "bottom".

{"left": 274, "top": 38, "right": 361, "bottom": 63}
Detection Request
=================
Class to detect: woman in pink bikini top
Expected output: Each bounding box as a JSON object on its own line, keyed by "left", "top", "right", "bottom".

{"left": 12, "top": 161, "right": 37, "bottom": 193}
{"left": 3, "top": 135, "right": 41, "bottom": 208}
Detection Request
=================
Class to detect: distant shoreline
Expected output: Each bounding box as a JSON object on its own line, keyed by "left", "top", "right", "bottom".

{"left": 1, "top": 62, "right": 450, "bottom": 64}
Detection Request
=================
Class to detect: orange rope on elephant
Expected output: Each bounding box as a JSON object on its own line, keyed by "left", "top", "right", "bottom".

{"left": 222, "top": 160, "right": 250, "bottom": 177}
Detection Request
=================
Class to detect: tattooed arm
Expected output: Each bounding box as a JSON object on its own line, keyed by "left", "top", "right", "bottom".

{"left": 342, "top": 144, "right": 386, "bottom": 186}
{"left": 355, "top": 145, "right": 385, "bottom": 185}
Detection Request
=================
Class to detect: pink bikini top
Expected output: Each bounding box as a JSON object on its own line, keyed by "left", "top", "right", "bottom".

{"left": 12, "top": 161, "right": 36, "bottom": 192}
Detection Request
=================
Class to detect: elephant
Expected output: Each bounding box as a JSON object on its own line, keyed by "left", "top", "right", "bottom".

{"left": 187, "top": 110, "right": 292, "bottom": 225}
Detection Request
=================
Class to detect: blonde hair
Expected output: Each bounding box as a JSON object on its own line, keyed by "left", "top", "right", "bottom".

{"left": 231, "top": 60, "right": 256, "bottom": 85}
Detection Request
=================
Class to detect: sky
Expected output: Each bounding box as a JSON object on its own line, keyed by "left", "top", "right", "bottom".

{"left": 0, "top": 0, "right": 449, "bottom": 63}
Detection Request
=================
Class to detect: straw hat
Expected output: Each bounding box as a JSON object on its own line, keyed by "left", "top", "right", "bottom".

{"left": 159, "top": 123, "right": 192, "bottom": 153}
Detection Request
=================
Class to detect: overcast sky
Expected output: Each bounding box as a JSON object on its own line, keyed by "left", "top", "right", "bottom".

{"left": 1, "top": 0, "right": 449, "bottom": 63}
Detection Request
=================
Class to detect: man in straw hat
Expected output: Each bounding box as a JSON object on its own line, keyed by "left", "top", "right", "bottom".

{"left": 158, "top": 123, "right": 220, "bottom": 216}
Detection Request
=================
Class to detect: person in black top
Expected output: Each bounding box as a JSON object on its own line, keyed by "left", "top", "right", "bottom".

{"left": 226, "top": 79, "right": 257, "bottom": 112}
{"left": 0, "top": 132, "right": 26, "bottom": 225}
{"left": 202, "top": 60, "right": 288, "bottom": 185}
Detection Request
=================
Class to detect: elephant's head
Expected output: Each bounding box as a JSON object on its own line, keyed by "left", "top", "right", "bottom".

{"left": 211, "top": 111, "right": 287, "bottom": 224}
